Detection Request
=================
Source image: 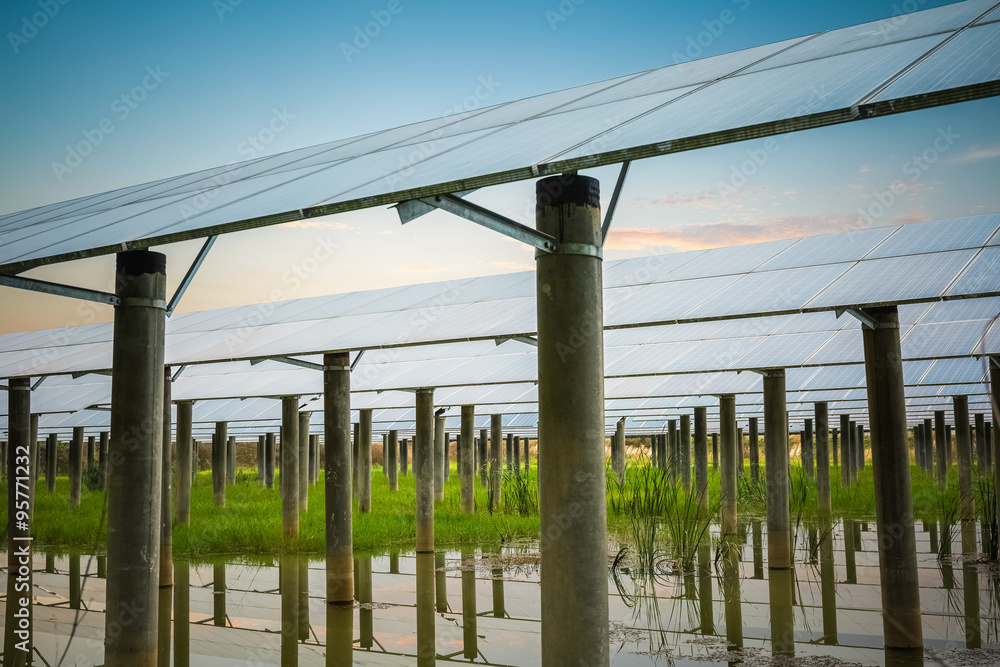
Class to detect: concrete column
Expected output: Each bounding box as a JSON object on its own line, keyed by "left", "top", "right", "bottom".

{"left": 924, "top": 417, "right": 934, "bottom": 479}
{"left": 843, "top": 417, "right": 855, "bottom": 485}
{"left": 87, "top": 435, "right": 95, "bottom": 468}
{"left": 513, "top": 434, "right": 520, "bottom": 473}
{"left": 298, "top": 412, "right": 310, "bottom": 511}
{"left": 265, "top": 433, "right": 275, "bottom": 488}
{"left": 524, "top": 436, "right": 530, "bottom": 473}
{"left": 946, "top": 424, "right": 953, "bottom": 469}
{"left": 914, "top": 424, "right": 924, "bottom": 470}
{"left": 720, "top": 395, "right": 738, "bottom": 537}
{"left": 738, "top": 427, "right": 744, "bottom": 476}
{"left": 160, "top": 369, "right": 172, "bottom": 588}
{"left": 388, "top": 429, "right": 399, "bottom": 491}
{"left": 490, "top": 414, "right": 502, "bottom": 511}
{"left": 749, "top": 416, "right": 760, "bottom": 483}
{"left": 401, "top": 437, "right": 409, "bottom": 476}
{"left": 803, "top": 417, "right": 814, "bottom": 480}
{"left": 445, "top": 432, "right": 452, "bottom": 480}
{"left": 324, "top": 351, "right": 353, "bottom": 604}
{"left": 975, "top": 413, "right": 986, "bottom": 471}
{"left": 226, "top": 435, "right": 235, "bottom": 485}
{"left": 831, "top": 428, "right": 838, "bottom": 467}
{"left": 935, "top": 410, "right": 947, "bottom": 487}
{"left": 416, "top": 389, "right": 435, "bottom": 553}
{"left": 310, "top": 434, "right": 319, "bottom": 484}
{"left": 257, "top": 435, "right": 265, "bottom": 486}
{"left": 861, "top": 305, "right": 922, "bottom": 650}
{"left": 381, "top": 433, "right": 387, "bottom": 477}
{"left": 680, "top": 413, "right": 691, "bottom": 492}
{"left": 479, "top": 428, "right": 487, "bottom": 486}
{"left": 535, "top": 173, "right": 608, "bottom": 665}
{"left": 712, "top": 433, "right": 718, "bottom": 471}
{"left": 213, "top": 422, "right": 227, "bottom": 506}
{"left": 69, "top": 426, "right": 83, "bottom": 507}
{"left": 815, "top": 402, "right": 831, "bottom": 518}
{"left": 358, "top": 409, "right": 372, "bottom": 513}
{"left": 613, "top": 418, "right": 625, "bottom": 479}
{"left": 954, "top": 395, "right": 977, "bottom": 554}
{"left": 992, "top": 362, "right": 1000, "bottom": 562}
{"left": 667, "top": 419, "right": 678, "bottom": 483}
{"left": 764, "top": 370, "right": 791, "bottom": 569}
{"left": 5, "top": 377, "right": 32, "bottom": 665}
{"left": 505, "top": 432, "right": 513, "bottom": 472}
{"left": 352, "top": 421, "right": 359, "bottom": 500}
{"left": 460, "top": 405, "right": 475, "bottom": 513}
{"left": 99, "top": 431, "right": 109, "bottom": 490}
{"left": 857, "top": 423, "right": 865, "bottom": 470}
{"left": 694, "top": 406, "right": 708, "bottom": 508}
{"left": 46, "top": 431, "right": 57, "bottom": 492}
{"left": 281, "top": 397, "right": 300, "bottom": 536}
{"left": 176, "top": 402, "right": 193, "bottom": 525}
{"left": 435, "top": 415, "right": 446, "bottom": 501}
{"left": 105, "top": 250, "right": 166, "bottom": 666}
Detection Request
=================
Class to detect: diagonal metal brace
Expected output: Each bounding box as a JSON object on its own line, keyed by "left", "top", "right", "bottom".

{"left": 397, "top": 193, "right": 558, "bottom": 254}
{"left": 495, "top": 335, "right": 538, "bottom": 347}
{"left": 250, "top": 356, "right": 324, "bottom": 372}
{"left": 835, "top": 307, "right": 879, "bottom": 330}
{"left": 0, "top": 273, "right": 120, "bottom": 306}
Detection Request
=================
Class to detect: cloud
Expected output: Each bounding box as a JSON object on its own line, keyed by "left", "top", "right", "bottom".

{"left": 606, "top": 214, "right": 863, "bottom": 251}
{"left": 396, "top": 264, "right": 446, "bottom": 273}
{"left": 950, "top": 143, "right": 1000, "bottom": 165}
{"left": 858, "top": 164, "right": 872, "bottom": 174}
{"left": 890, "top": 211, "right": 930, "bottom": 226}
{"left": 640, "top": 186, "right": 770, "bottom": 212}
{"left": 491, "top": 260, "right": 533, "bottom": 271}
{"left": 280, "top": 219, "right": 349, "bottom": 230}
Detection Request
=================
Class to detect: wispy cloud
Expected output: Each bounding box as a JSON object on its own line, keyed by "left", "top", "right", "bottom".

{"left": 950, "top": 143, "right": 1000, "bottom": 165}
{"left": 396, "top": 264, "right": 446, "bottom": 273}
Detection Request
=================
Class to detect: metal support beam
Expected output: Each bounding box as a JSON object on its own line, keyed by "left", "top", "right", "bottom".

{"left": 72, "top": 370, "right": 113, "bottom": 379}
{"left": 166, "top": 235, "right": 217, "bottom": 316}
{"left": 495, "top": 335, "right": 538, "bottom": 347}
{"left": 250, "top": 356, "right": 324, "bottom": 372}
{"left": 836, "top": 307, "right": 879, "bottom": 330}
{"left": 350, "top": 349, "right": 365, "bottom": 372}
{"left": 600, "top": 161, "right": 630, "bottom": 244}
{"left": 0, "top": 273, "right": 120, "bottom": 306}
{"left": 171, "top": 365, "right": 187, "bottom": 382}
{"left": 399, "top": 193, "right": 558, "bottom": 254}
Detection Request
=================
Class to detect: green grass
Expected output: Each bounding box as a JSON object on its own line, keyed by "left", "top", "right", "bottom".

{"left": 2, "top": 456, "right": 984, "bottom": 557}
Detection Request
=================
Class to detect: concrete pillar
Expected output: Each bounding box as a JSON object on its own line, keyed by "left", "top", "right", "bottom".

{"left": 257, "top": 435, "right": 265, "bottom": 486}
{"left": 694, "top": 406, "right": 708, "bottom": 508}
{"left": 226, "top": 435, "right": 235, "bottom": 485}
{"left": 87, "top": 435, "right": 95, "bottom": 468}
{"left": 844, "top": 417, "right": 856, "bottom": 485}
{"left": 946, "top": 424, "right": 953, "bottom": 469}
{"left": 985, "top": 420, "right": 993, "bottom": 474}
{"left": 954, "top": 395, "right": 977, "bottom": 554}
{"left": 737, "top": 426, "right": 744, "bottom": 476}
{"left": 416, "top": 389, "right": 435, "bottom": 553}
{"left": 435, "top": 415, "right": 446, "bottom": 501}
{"left": 749, "top": 416, "right": 760, "bottom": 483}
{"left": 914, "top": 424, "right": 924, "bottom": 470}
{"left": 935, "top": 410, "right": 948, "bottom": 487}
{"left": 613, "top": 418, "right": 625, "bottom": 479}
{"left": 99, "top": 431, "right": 109, "bottom": 490}
{"left": 667, "top": 419, "right": 678, "bottom": 483}
{"left": 298, "top": 412, "right": 310, "bottom": 511}
{"left": 105, "top": 249, "right": 166, "bottom": 666}
{"left": 388, "top": 429, "right": 399, "bottom": 491}
{"left": 924, "top": 417, "right": 934, "bottom": 479}
{"left": 69, "top": 426, "right": 83, "bottom": 507}
{"left": 857, "top": 423, "right": 865, "bottom": 470}
{"left": 513, "top": 434, "right": 520, "bottom": 473}
{"left": 490, "top": 414, "right": 502, "bottom": 511}
{"left": 720, "top": 395, "right": 738, "bottom": 537}
{"left": 815, "top": 402, "right": 831, "bottom": 518}
{"left": 681, "top": 413, "right": 691, "bottom": 492}
{"left": 160, "top": 369, "right": 172, "bottom": 589}
{"left": 281, "top": 397, "right": 300, "bottom": 536}
{"left": 309, "top": 434, "right": 318, "bottom": 485}
{"left": 352, "top": 422, "right": 359, "bottom": 500}
{"left": 46, "top": 431, "right": 57, "bottom": 492}
{"left": 535, "top": 173, "right": 608, "bottom": 665}
{"left": 265, "top": 433, "right": 275, "bottom": 488}
{"left": 324, "top": 351, "right": 353, "bottom": 604}
{"left": 712, "top": 433, "right": 718, "bottom": 471}
{"left": 525, "top": 435, "right": 531, "bottom": 473}
{"left": 861, "top": 305, "right": 922, "bottom": 650}
{"left": 445, "top": 432, "right": 451, "bottom": 480}
{"left": 357, "top": 556, "right": 373, "bottom": 649}
{"left": 479, "top": 428, "right": 487, "bottom": 487}
{"left": 213, "top": 422, "right": 227, "bottom": 506}
{"left": 173, "top": 402, "right": 193, "bottom": 525}
{"left": 803, "top": 417, "right": 814, "bottom": 480}
{"left": 5, "top": 377, "right": 32, "bottom": 665}
{"left": 992, "top": 362, "right": 1000, "bottom": 562}
{"left": 381, "top": 433, "right": 387, "bottom": 477}
{"left": 401, "top": 437, "right": 409, "bottom": 476}
{"left": 975, "top": 413, "right": 986, "bottom": 471}
{"left": 358, "top": 409, "right": 373, "bottom": 513}
{"left": 505, "top": 432, "right": 513, "bottom": 472}
{"left": 460, "top": 405, "right": 475, "bottom": 513}
{"left": 764, "top": 370, "right": 791, "bottom": 569}
{"left": 831, "top": 428, "right": 839, "bottom": 467}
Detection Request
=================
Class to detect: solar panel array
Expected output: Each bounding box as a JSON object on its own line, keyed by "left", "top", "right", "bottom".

{"left": 1, "top": 0, "right": 998, "bottom": 274}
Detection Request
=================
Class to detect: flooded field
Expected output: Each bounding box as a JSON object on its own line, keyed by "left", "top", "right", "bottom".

{"left": 4, "top": 519, "right": 999, "bottom": 666}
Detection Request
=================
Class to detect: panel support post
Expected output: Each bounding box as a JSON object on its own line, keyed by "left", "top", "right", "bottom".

{"left": 213, "top": 422, "right": 226, "bottom": 506}
{"left": 694, "top": 406, "right": 708, "bottom": 509}
{"left": 861, "top": 305, "right": 922, "bottom": 649}
{"left": 680, "top": 413, "right": 691, "bottom": 492}
{"left": 613, "top": 417, "right": 625, "bottom": 480}
{"left": 434, "top": 414, "right": 446, "bottom": 501}
{"left": 460, "top": 406, "right": 475, "bottom": 513}
{"left": 106, "top": 250, "right": 166, "bottom": 666}
{"left": 720, "top": 394, "right": 738, "bottom": 537}
{"left": 763, "top": 370, "right": 791, "bottom": 569}
{"left": 815, "top": 402, "right": 831, "bottom": 519}
{"left": 935, "top": 410, "right": 947, "bottom": 488}
{"left": 840, "top": 414, "right": 852, "bottom": 487}
{"left": 160, "top": 368, "right": 172, "bottom": 588}
{"left": 490, "top": 414, "right": 502, "bottom": 512}
{"left": 388, "top": 429, "right": 399, "bottom": 491}
{"left": 803, "top": 417, "right": 814, "bottom": 480}
{"left": 416, "top": 389, "right": 435, "bottom": 553}
{"left": 46, "top": 432, "right": 56, "bottom": 492}
{"left": 358, "top": 409, "right": 372, "bottom": 513}
{"left": 281, "top": 396, "right": 300, "bottom": 536}
{"left": 749, "top": 416, "right": 760, "bottom": 483}
{"left": 265, "top": 433, "right": 275, "bottom": 489}
{"left": 176, "top": 401, "right": 193, "bottom": 525}
{"left": 5, "top": 377, "right": 32, "bottom": 666}
{"left": 992, "top": 362, "right": 1000, "bottom": 561}
{"left": 324, "top": 351, "right": 353, "bottom": 603}
{"left": 535, "top": 174, "right": 608, "bottom": 665}
{"left": 954, "top": 395, "right": 977, "bottom": 554}
{"left": 257, "top": 435, "right": 265, "bottom": 487}
{"left": 70, "top": 426, "right": 83, "bottom": 506}
{"left": 298, "top": 411, "right": 310, "bottom": 511}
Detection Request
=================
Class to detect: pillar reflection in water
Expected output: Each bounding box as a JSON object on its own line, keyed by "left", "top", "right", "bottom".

{"left": 844, "top": 520, "right": 857, "bottom": 585}
{"left": 492, "top": 559, "right": 505, "bottom": 619}
{"left": 357, "top": 555, "right": 373, "bottom": 649}
{"left": 819, "top": 525, "right": 838, "bottom": 646}
{"left": 416, "top": 552, "right": 436, "bottom": 667}
{"left": 721, "top": 543, "right": 743, "bottom": 650}
{"left": 280, "top": 554, "right": 299, "bottom": 667}
{"left": 435, "top": 551, "right": 448, "bottom": 613}
{"left": 963, "top": 562, "right": 981, "bottom": 649}
{"left": 751, "top": 519, "right": 763, "bottom": 579}
{"left": 326, "top": 598, "right": 354, "bottom": 666}
{"left": 69, "top": 554, "right": 81, "bottom": 610}
{"left": 768, "top": 567, "right": 795, "bottom": 656}
{"left": 299, "top": 560, "right": 310, "bottom": 641}
{"left": 213, "top": 562, "right": 226, "bottom": 627}
{"left": 461, "top": 548, "right": 478, "bottom": 659}
{"left": 157, "top": 583, "right": 171, "bottom": 667}
{"left": 175, "top": 560, "right": 190, "bottom": 667}
{"left": 697, "top": 544, "right": 713, "bottom": 636}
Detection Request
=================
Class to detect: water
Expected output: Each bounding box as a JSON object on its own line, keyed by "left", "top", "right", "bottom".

{"left": 3, "top": 519, "right": 999, "bottom": 665}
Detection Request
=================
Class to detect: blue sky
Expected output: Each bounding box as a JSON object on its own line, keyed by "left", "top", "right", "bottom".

{"left": 1, "top": 0, "right": 998, "bottom": 333}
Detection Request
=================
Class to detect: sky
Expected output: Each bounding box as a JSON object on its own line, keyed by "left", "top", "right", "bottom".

{"left": 1, "top": 0, "right": 998, "bottom": 334}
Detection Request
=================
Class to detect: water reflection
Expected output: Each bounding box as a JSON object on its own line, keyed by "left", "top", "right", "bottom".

{"left": 175, "top": 559, "right": 189, "bottom": 667}
{"left": 325, "top": 600, "right": 353, "bottom": 666}
{"left": 819, "top": 525, "right": 838, "bottom": 645}
{"left": 461, "top": 547, "right": 478, "bottom": 659}
{"left": 768, "top": 567, "right": 795, "bottom": 656}
{"left": 279, "top": 554, "right": 298, "bottom": 667}
{"left": 213, "top": 562, "right": 226, "bottom": 627}
{"left": 356, "top": 554, "right": 373, "bottom": 649}
{"left": 415, "top": 551, "right": 436, "bottom": 666}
